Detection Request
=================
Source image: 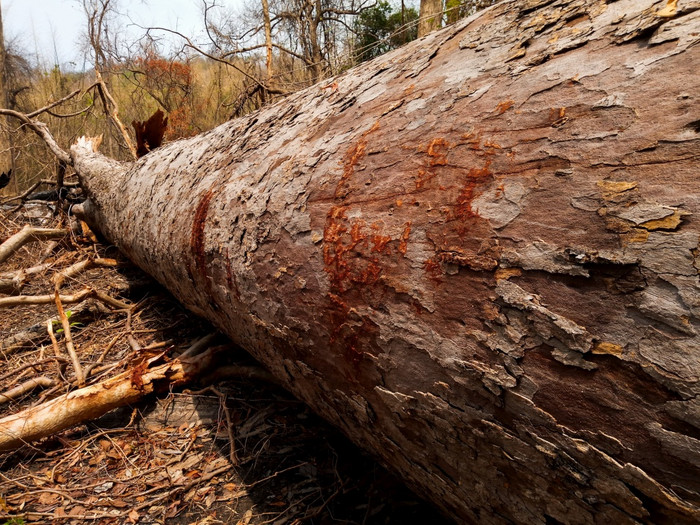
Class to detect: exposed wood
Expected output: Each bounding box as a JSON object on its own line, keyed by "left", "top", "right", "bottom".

{"left": 0, "top": 345, "right": 222, "bottom": 452}
{"left": 64, "top": 0, "right": 700, "bottom": 523}
{"left": 132, "top": 109, "right": 168, "bottom": 158}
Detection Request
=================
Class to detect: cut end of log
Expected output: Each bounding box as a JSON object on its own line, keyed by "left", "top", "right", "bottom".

{"left": 73, "top": 135, "right": 102, "bottom": 154}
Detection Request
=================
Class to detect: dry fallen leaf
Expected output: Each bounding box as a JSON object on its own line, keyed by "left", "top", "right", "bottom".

{"left": 38, "top": 491, "right": 59, "bottom": 505}
{"left": 69, "top": 504, "right": 87, "bottom": 516}
{"left": 94, "top": 481, "right": 114, "bottom": 494}
{"left": 236, "top": 508, "right": 253, "bottom": 525}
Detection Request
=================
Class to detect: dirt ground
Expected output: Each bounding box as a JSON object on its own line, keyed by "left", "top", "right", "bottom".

{"left": 0, "top": 196, "right": 451, "bottom": 525}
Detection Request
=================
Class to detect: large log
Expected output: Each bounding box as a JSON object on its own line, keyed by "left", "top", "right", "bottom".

{"left": 70, "top": 0, "right": 700, "bottom": 523}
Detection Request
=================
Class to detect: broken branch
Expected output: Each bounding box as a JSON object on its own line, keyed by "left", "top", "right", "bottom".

{"left": 0, "top": 108, "right": 72, "bottom": 165}
{"left": 54, "top": 290, "right": 85, "bottom": 387}
{"left": 0, "top": 287, "right": 130, "bottom": 310}
{"left": 0, "top": 344, "right": 225, "bottom": 451}
{"left": 0, "top": 377, "right": 54, "bottom": 406}
{"left": 0, "top": 225, "right": 67, "bottom": 265}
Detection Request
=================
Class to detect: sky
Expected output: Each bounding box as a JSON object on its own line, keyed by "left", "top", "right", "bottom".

{"left": 2, "top": 0, "right": 241, "bottom": 69}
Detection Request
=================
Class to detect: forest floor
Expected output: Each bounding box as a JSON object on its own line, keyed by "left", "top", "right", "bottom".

{"left": 0, "top": 194, "right": 449, "bottom": 525}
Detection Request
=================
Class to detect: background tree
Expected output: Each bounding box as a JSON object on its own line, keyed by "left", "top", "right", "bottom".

{"left": 0, "top": 6, "right": 12, "bottom": 188}
{"left": 354, "top": 0, "right": 418, "bottom": 62}
{"left": 418, "top": 0, "right": 442, "bottom": 37}
{"left": 82, "top": 0, "right": 137, "bottom": 158}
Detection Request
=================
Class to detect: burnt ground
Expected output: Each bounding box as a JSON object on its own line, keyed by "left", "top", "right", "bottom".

{"left": 0, "top": 199, "right": 452, "bottom": 525}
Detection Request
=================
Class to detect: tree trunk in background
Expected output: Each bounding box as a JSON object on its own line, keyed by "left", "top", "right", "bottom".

{"left": 418, "top": 0, "right": 443, "bottom": 37}
{"left": 72, "top": 0, "right": 700, "bottom": 523}
{"left": 262, "top": 0, "right": 274, "bottom": 84}
{"left": 0, "top": 6, "right": 13, "bottom": 186}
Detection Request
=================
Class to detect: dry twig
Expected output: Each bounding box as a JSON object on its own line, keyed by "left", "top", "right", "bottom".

{"left": 54, "top": 290, "right": 85, "bottom": 387}
{"left": 0, "top": 377, "right": 54, "bottom": 406}
{"left": 0, "top": 108, "right": 72, "bottom": 165}
{"left": 0, "top": 224, "right": 67, "bottom": 265}
{"left": 0, "top": 287, "right": 130, "bottom": 309}
{"left": 52, "top": 256, "right": 118, "bottom": 288}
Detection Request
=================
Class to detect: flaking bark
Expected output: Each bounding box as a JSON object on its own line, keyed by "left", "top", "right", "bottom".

{"left": 71, "top": 0, "right": 700, "bottom": 523}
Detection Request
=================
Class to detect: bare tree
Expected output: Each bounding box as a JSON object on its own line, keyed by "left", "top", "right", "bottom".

{"left": 262, "top": 0, "right": 275, "bottom": 83}
{"left": 82, "top": 0, "right": 137, "bottom": 158}
{"left": 0, "top": 6, "right": 12, "bottom": 185}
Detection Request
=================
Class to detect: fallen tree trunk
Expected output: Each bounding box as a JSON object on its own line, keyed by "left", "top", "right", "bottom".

{"left": 68, "top": 0, "right": 699, "bottom": 523}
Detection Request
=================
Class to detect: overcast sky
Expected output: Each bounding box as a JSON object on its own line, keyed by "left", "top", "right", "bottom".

{"left": 2, "top": 0, "right": 241, "bottom": 68}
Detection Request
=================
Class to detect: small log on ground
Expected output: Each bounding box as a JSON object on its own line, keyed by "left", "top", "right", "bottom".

{"left": 0, "top": 345, "right": 221, "bottom": 452}
{"left": 61, "top": 0, "right": 700, "bottom": 523}
{"left": 0, "top": 225, "right": 66, "bottom": 265}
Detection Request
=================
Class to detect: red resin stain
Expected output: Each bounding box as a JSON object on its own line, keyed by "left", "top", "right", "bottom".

{"left": 190, "top": 189, "right": 215, "bottom": 283}
{"left": 415, "top": 168, "right": 439, "bottom": 189}
{"left": 415, "top": 138, "right": 452, "bottom": 189}
{"left": 456, "top": 162, "right": 493, "bottom": 222}
{"left": 398, "top": 222, "right": 411, "bottom": 255}
{"left": 371, "top": 223, "right": 392, "bottom": 254}
{"left": 323, "top": 206, "right": 352, "bottom": 292}
{"left": 496, "top": 99, "right": 515, "bottom": 114}
{"left": 427, "top": 137, "right": 450, "bottom": 166}
{"left": 335, "top": 121, "right": 380, "bottom": 199}
{"left": 323, "top": 208, "right": 387, "bottom": 294}
{"left": 423, "top": 257, "right": 443, "bottom": 283}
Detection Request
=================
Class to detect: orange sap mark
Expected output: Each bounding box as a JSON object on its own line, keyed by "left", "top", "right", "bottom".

{"left": 496, "top": 99, "right": 514, "bottom": 114}
{"left": 398, "top": 222, "right": 412, "bottom": 255}
{"left": 427, "top": 137, "right": 450, "bottom": 166}
{"left": 456, "top": 162, "right": 492, "bottom": 221}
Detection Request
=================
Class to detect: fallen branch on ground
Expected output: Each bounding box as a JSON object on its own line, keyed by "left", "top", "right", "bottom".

{"left": 0, "top": 340, "right": 227, "bottom": 452}
{"left": 0, "top": 377, "right": 54, "bottom": 406}
{"left": 0, "top": 303, "right": 100, "bottom": 357}
{"left": 53, "top": 257, "right": 118, "bottom": 288}
{"left": 0, "top": 287, "right": 130, "bottom": 310}
{"left": 0, "top": 262, "right": 53, "bottom": 294}
{"left": 54, "top": 290, "right": 85, "bottom": 386}
{"left": 0, "top": 225, "right": 67, "bottom": 265}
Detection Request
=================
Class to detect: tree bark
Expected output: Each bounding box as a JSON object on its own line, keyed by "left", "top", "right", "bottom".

{"left": 71, "top": 0, "right": 700, "bottom": 523}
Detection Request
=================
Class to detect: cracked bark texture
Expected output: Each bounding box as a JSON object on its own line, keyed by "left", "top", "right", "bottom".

{"left": 71, "top": 0, "right": 700, "bottom": 523}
